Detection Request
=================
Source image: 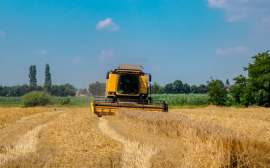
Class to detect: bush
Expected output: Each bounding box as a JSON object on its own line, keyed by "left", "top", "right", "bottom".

{"left": 22, "top": 91, "right": 53, "bottom": 107}
{"left": 60, "top": 97, "right": 71, "bottom": 105}
{"left": 207, "top": 77, "right": 228, "bottom": 106}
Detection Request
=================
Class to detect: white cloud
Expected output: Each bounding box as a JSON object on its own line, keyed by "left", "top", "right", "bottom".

{"left": 207, "top": 0, "right": 270, "bottom": 24}
{"left": 96, "top": 18, "right": 120, "bottom": 32}
{"left": 0, "top": 30, "right": 5, "bottom": 37}
{"left": 71, "top": 57, "right": 82, "bottom": 64}
{"left": 235, "top": 46, "right": 248, "bottom": 52}
{"left": 226, "top": 13, "right": 247, "bottom": 22}
{"left": 215, "top": 47, "right": 234, "bottom": 55}
{"left": 208, "top": 0, "right": 227, "bottom": 8}
{"left": 97, "top": 47, "right": 115, "bottom": 62}
{"left": 35, "top": 50, "right": 47, "bottom": 56}
{"left": 215, "top": 46, "right": 248, "bottom": 56}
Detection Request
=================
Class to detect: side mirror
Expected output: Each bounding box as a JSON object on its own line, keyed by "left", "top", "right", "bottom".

{"left": 148, "top": 74, "right": 152, "bottom": 82}
{"left": 106, "top": 71, "right": 110, "bottom": 79}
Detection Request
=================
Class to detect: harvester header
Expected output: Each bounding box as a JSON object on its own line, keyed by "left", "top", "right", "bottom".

{"left": 90, "top": 64, "right": 168, "bottom": 116}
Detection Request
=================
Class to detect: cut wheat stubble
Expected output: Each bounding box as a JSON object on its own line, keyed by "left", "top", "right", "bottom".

{"left": 98, "top": 117, "right": 156, "bottom": 168}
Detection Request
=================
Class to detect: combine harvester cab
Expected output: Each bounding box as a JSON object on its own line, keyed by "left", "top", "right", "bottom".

{"left": 90, "top": 64, "right": 168, "bottom": 116}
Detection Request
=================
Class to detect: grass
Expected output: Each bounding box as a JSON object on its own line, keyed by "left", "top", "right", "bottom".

{"left": 169, "top": 104, "right": 209, "bottom": 109}
{"left": 0, "top": 94, "right": 208, "bottom": 108}
{"left": 151, "top": 94, "right": 209, "bottom": 106}
{"left": 0, "top": 96, "right": 95, "bottom": 108}
{"left": 0, "top": 97, "right": 22, "bottom": 104}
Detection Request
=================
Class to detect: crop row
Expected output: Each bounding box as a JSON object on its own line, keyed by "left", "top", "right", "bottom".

{"left": 151, "top": 94, "right": 209, "bottom": 106}
{"left": 0, "top": 96, "right": 95, "bottom": 105}
{"left": 0, "top": 94, "right": 208, "bottom": 106}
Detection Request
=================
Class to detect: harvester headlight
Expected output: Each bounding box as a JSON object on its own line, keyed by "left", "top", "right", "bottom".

{"left": 109, "top": 92, "right": 116, "bottom": 95}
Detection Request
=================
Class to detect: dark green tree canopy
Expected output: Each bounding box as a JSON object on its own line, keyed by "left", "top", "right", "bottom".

{"left": 216, "top": 79, "right": 225, "bottom": 90}
{"left": 243, "top": 50, "right": 270, "bottom": 106}
{"left": 207, "top": 77, "right": 228, "bottom": 106}
{"left": 151, "top": 82, "right": 160, "bottom": 94}
{"left": 89, "top": 81, "right": 106, "bottom": 96}
{"left": 198, "top": 84, "right": 208, "bottom": 94}
{"left": 232, "top": 75, "right": 254, "bottom": 106}
{"left": 51, "top": 83, "right": 76, "bottom": 97}
{"left": 190, "top": 85, "right": 198, "bottom": 93}
{"left": 29, "top": 65, "right": 37, "bottom": 86}
{"left": 44, "top": 64, "right": 52, "bottom": 93}
{"left": 164, "top": 83, "right": 173, "bottom": 94}
{"left": 225, "top": 79, "right": 230, "bottom": 85}
{"left": 183, "top": 83, "right": 190, "bottom": 94}
{"left": 172, "top": 80, "right": 184, "bottom": 94}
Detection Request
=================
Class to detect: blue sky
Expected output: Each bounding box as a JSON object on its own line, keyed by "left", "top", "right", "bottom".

{"left": 0, "top": 0, "right": 269, "bottom": 88}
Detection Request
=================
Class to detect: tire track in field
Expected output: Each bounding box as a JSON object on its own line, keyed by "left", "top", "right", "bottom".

{"left": 0, "top": 123, "right": 49, "bottom": 165}
{"left": 17, "top": 110, "right": 65, "bottom": 123}
{"left": 0, "top": 110, "right": 69, "bottom": 165}
{"left": 98, "top": 118, "right": 156, "bottom": 168}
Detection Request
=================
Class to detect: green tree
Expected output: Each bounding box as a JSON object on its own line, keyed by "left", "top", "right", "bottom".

{"left": 158, "top": 86, "right": 165, "bottom": 94}
{"left": 216, "top": 79, "right": 226, "bottom": 90}
{"left": 50, "top": 84, "right": 76, "bottom": 97}
{"left": 89, "top": 81, "right": 106, "bottom": 96}
{"left": 207, "top": 77, "right": 228, "bottom": 106}
{"left": 151, "top": 82, "right": 160, "bottom": 94}
{"left": 164, "top": 83, "right": 173, "bottom": 94}
{"left": 183, "top": 83, "right": 190, "bottom": 94}
{"left": 225, "top": 79, "right": 230, "bottom": 85}
{"left": 198, "top": 84, "right": 208, "bottom": 94}
{"left": 21, "top": 84, "right": 29, "bottom": 95}
{"left": 29, "top": 65, "right": 37, "bottom": 87}
{"left": 0, "top": 86, "right": 9, "bottom": 96}
{"left": 12, "top": 85, "right": 22, "bottom": 97}
{"left": 244, "top": 50, "right": 270, "bottom": 106}
{"left": 190, "top": 85, "right": 198, "bottom": 93}
{"left": 232, "top": 75, "right": 254, "bottom": 106}
{"left": 44, "top": 64, "right": 52, "bottom": 93}
{"left": 0, "top": 85, "right": 3, "bottom": 96}
{"left": 172, "top": 80, "right": 184, "bottom": 93}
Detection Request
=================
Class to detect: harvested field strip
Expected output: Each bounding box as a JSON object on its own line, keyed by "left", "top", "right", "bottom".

{"left": 0, "top": 109, "right": 67, "bottom": 166}
{"left": 117, "top": 109, "right": 270, "bottom": 167}
{"left": 0, "top": 107, "right": 65, "bottom": 128}
{"left": 17, "top": 110, "right": 65, "bottom": 123}
{"left": 0, "top": 123, "right": 49, "bottom": 165}
{"left": 172, "top": 106, "right": 270, "bottom": 121}
{"left": 99, "top": 117, "right": 156, "bottom": 168}
{"left": 0, "top": 110, "right": 66, "bottom": 145}
{"left": 106, "top": 115, "right": 188, "bottom": 167}
{"left": 1, "top": 108, "right": 122, "bottom": 167}
{"left": 171, "top": 106, "right": 270, "bottom": 143}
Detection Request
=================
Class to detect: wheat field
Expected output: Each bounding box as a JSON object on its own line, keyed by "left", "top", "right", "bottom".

{"left": 0, "top": 106, "right": 270, "bottom": 167}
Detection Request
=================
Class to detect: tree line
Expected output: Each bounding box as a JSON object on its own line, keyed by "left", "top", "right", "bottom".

{"left": 151, "top": 79, "right": 227, "bottom": 94}
{"left": 0, "top": 64, "right": 75, "bottom": 97}
{"left": 87, "top": 77, "right": 228, "bottom": 96}
{"left": 208, "top": 50, "right": 270, "bottom": 107}
{"left": 88, "top": 81, "right": 106, "bottom": 96}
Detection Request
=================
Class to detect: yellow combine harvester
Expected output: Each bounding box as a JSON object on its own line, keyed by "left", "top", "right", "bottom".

{"left": 90, "top": 64, "right": 168, "bottom": 116}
